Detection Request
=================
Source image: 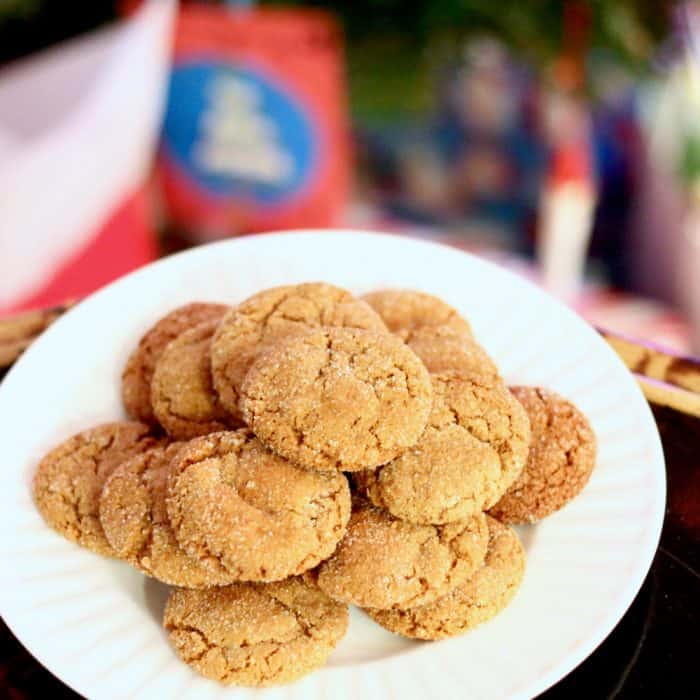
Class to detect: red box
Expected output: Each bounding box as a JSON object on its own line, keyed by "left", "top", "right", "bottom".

{"left": 159, "top": 7, "right": 351, "bottom": 239}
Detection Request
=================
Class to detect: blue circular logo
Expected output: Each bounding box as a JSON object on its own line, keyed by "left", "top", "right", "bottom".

{"left": 163, "top": 61, "right": 316, "bottom": 204}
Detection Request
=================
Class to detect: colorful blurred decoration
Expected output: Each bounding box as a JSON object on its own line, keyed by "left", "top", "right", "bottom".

{"left": 159, "top": 4, "right": 350, "bottom": 241}
{"left": 628, "top": 0, "right": 700, "bottom": 351}
{"left": 435, "top": 38, "right": 544, "bottom": 245}
{"left": 537, "top": 1, "right": 597, "bottom": 301}
{"left": 537, "top": 89, "right": 596, "bottom": 301}
{"left": 673, "top": 1, "right": 700, "bottom": 353}
{"left": 0, "top": 0, "right": 174, "bottom": 313}
{"left": 0, "top": 0, "right": 692, "bottom": 350}
{"left": 355, "top": 37, "right": 544, "bottom": 250}
{"left": 350, "top": 0, "right": 661, "bottom": 289}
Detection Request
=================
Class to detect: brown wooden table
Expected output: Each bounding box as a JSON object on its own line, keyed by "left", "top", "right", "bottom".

{"left": 0, "top": 309, "right": 697, "bottom": 699}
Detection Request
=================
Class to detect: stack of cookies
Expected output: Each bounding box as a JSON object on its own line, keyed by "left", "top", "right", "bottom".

{"left": 32, "top": 283, "right": 596, "bottom": 687}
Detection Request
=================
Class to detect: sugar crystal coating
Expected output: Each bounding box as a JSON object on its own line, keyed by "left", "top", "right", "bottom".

{"left": 362, "top": 288, "right": 472, "bottom": 341}
{"left": 316, "top": 500, "right": 489, "bottom": 609}
{"left": 366, "top": 516, "right": 525, "bottom": 639}
{"left": 152, "top": 319, "right": 236, "bottom": 439}
{"left": 122, "top": 302, "right": 228, "bottom": 424}
{"left": 33, "top": 421, "right": 160, "bottom": 556}
{"left": 241, "top": 327, "right": 433, "bottom": 472}
{"left": 404, "top": 324, "right": 499, "bottom": 379}
{"left": 355, "top": 371, "right": 531, "bottom": 523}
{"left": 490, "top": 386, "right": 597, "bottom": 523}
{"left": 167, "top": 429, "right": 351, "bottom": 581}
{"left": 211, "top": 283, "right": 387, "bottom": 418}
{"left": 100, "top": 443, "right": 236, "bottom": 587}
{"left": 164, "top": 576, "right": 348, "bottom": 686}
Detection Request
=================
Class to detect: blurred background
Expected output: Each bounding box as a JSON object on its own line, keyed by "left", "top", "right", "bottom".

{"left": 2, "top": 0, "right": 700, "bottom": 352}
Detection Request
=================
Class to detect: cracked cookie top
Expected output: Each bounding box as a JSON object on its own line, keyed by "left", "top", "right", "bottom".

{"left": 100, "top": 443, "right": 235, "bottom": 588}
{"left": 354, "top": 372, "right": 531, "bottom": 523}
{"left": 404, "top": 324, "right": 499, "bottom": 380}
{"left": 489, "top": 386, "right": 597, "bottom": 524}
{"left": 316, "top": 500, "right": 488, "bottom": 610}
{"left": 240, "top": 327, "right": 433, "bottom": 472}
{"left": 151, "top": 319, "right": 235, "bottom": 439}
{"left": 33, "top": 421, "right": 161, "bottom": 556}
{"left": 122, "top": 302, "right": 228, "bottom": 424}
{"left": 366, "top": 516, "right": 525, "bottom": 639}
{"left": 361, "top": 288, "right": 472, "bottom": 341}
{"left": 163, "top": 576, "right": 348, "bottom": 686}
{"left": 211, "top": 283, "right": 387, "bottom": 419}
{"left": 166, "top": 430, "right": 351, "bottom": 582}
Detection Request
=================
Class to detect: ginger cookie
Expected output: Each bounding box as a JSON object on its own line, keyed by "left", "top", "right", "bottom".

{"left": 241, "top": 327, "right": 432, "bottom": 472}
{"left": 404, "top": 325, "right": 499, "bottom": 380}
{"left": 366, "top": 516, "right": 525, "bottom": 640}
{"left": 163, "top": 576, "right": 348, "bottom": 686}
{"left": 316, "top": 500, "right": 488, "bottom": 610}
{"left": 362, "top": 289, "right": 472, "bottom": 341}
{"left": 490, "top": 387, "right": 597, "bottom": 524}
{"left": 354, "top": 372, "right": 531, "bottom": 523}
{"left": 211, "top": 283, "right": 387, "bottom": 418}
{"left": 166, "top": 430, "right": 351, "bottom": 582}
{"left": 33, "top": 422, "right": 160, "bottom": 556}
{"left": 122, "top": 302, "right": 228, "bottom": 424}
{"left": 151, "top": 319, "right": 235, "bottom": 439}
{"left": 100, "top": 443, "right": 235, "bottom": 587}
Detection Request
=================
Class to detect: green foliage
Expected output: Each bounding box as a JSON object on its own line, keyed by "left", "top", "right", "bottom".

{"left": 0, "top": 1, "right": 669, "bottom": 122}
{"left": 680, "top": 133, "right": 700, "bottom": 186}
{"left": 0, "top": 0, "right": 41, "bottom": 23}
{"left": 0, "top": 1, "right": 670, "bottom": 67}
{"left": 275, "top": 0, "right": 670, "bottom": 122}
{"left": 279, "top": 0, "right": 668, "bottom": 67}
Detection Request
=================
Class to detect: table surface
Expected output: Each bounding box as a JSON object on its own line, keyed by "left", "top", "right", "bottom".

{"left": 0, "top": 366, "right": 697, "bottom": 699}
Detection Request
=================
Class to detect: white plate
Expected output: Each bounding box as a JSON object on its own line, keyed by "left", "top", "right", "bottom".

{"left": 0, "top": 231, "right": 665, "bottom": 700}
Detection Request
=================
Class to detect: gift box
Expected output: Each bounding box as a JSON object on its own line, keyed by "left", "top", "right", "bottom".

{"left": 159, "top": 5, "right": 351, "bottom": 240}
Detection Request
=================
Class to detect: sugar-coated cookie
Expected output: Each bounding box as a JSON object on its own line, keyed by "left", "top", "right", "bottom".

{"left": 366, "top": 516, "right": 524, "bottom": 639}
{"left": 100, "top": 443, "right": 235, "bottom": 587}
{"left": 316, "top": 500, "right": 488, "bottom": 610}
{"left": 33, "top": 422, "right": 160, "bottom": 556}
{"left": 211, "top": 283, "right": 387, "bottom": 418}
{"left": 122, "top": 303, "right": 228, "bottom": 424}
{"left": 355, "top": 372, "right": 531, "bottom": 523}
{"left": 362, "top": 289, "right": 472, "bottom": 341}
{"left": 164, "top": 576, "right": 348, "bottom": 686}
{"left": 404, "top": 324, "right": 499, "bottom": 379}
{"left": 151, "top": 319, "right": 235, "bottom": 439}
{"left": 167, "top": 430, "right": 351, "bottom": 581}
{"left": 490, "top": 387, "right": 596, "bottom": 523}
{"left": 241, "top": 327, "right": 433, "bottom": 472}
